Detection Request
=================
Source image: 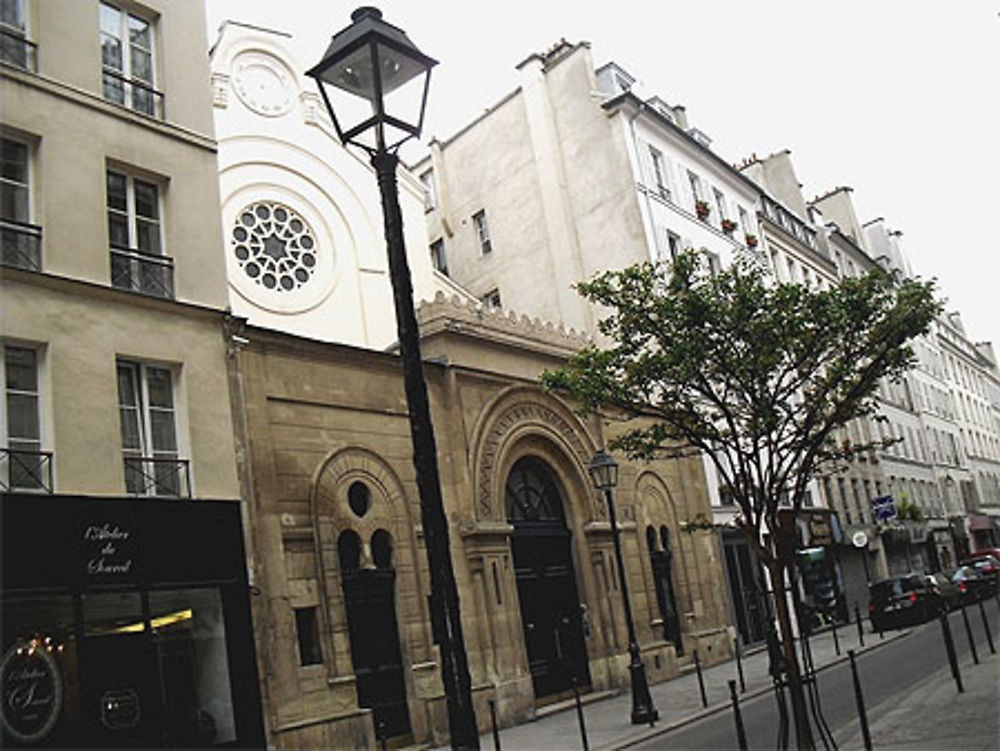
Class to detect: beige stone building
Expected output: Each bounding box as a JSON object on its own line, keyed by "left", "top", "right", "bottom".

{"left": 230, "top": 295, "right": 733, "bottom": 748}
{"left": 2, "top": 1, "right": 263, "bottom": 746}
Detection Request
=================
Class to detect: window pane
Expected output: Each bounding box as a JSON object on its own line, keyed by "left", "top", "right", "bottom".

{"left": 127, "top": 15, "right": 150, "bottom": 50}
{"left": 106, "top": 171, "right": 127, "bottom": 210}
{"left": 116, "top": 363, "right": 138, "bottom": 406}
{"left": 1, "top": 138, "right": 27, "bottom": 182}
{"left": 7, "top": 393, "right": 39, "bottom": 439}
{"left": 131, "top": 48, "right": 152, "bottom": 84}
{"left": 119, "top": 407, "right": 142, "bottom": 450}
{"left": 108, "top": 212, "right": 129, "bottom": 247}
{"left": 103, "top": 73, "right": 126, "bottom": 105}
{"left": 1, "top": 0, "right": 26, "bottom": 30}
{"left": 146, "top": 367, "right": 172, "bottom": 408}
{"left": 135, "top": 218, "right": 160, "bottom": 253}
{"left": 0, "top": 183, "right": 28, "bottom": 222}
{"left": 134, "top": 181, "right": 158, "bottom": 220}
{"left": 5, "top": 346, "right": 36, "bottom": 390}
{"left": 99, "top": 3, "right": 121, "bottom": 36}
{"left": 150, "top": 410, "right": 177, "bottom": 452}
{"left": 101, "top": 33, "right": 123, "bottom": 70}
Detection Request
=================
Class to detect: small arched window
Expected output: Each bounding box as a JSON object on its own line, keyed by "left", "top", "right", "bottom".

{"left": 646, "top": 525, "right": 659, "bottom": 553}
{"left": 372, "top": 529, "right": 393, "bottom": 569}
{"left": 338, "top": 529, "right": 361, "bottom": 572}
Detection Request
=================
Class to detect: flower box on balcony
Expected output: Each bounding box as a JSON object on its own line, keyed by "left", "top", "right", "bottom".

{"left": 721, "top": 219, "right": 738, "bottom": 235}
{"left": 745, "top": 233, "right": 759, "bottom": 248}
{"left": 695, "top": 200, "right": 711, "bottom": 220}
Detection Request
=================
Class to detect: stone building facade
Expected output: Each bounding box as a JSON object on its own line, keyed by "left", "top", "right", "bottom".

{"left": 229, "top": 295, "right": 732, "bottom": 748}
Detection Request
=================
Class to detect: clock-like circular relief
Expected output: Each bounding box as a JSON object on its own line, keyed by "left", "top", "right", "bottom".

{"left": 233, "top": 53, "right": 293, "bottom": 116}
{"left": 232, "top": 202, "right": 318, "bottom": 293}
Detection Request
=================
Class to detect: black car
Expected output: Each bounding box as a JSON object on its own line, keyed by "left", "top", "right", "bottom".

{"left": 951, "top": 566, "right": 994, "bottom": 604}
{"left": 868, "top": 574, "right": 945, "bottom": 630}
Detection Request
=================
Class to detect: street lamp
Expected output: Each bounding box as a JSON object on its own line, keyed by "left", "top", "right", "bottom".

{"left": 307, "top": 9, "right": 478, "bottom": 749}
{"left": 587, "top": 449, "right": 659, "bottom": 725}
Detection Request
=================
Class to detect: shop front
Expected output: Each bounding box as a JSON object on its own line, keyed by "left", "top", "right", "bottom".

{"left": 1, "top": 494, "right": 264, "bottom": 749}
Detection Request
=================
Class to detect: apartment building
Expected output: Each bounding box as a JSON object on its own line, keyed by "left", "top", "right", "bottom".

{"left": 1, "top": 1, "right": 263, "bottom": 746}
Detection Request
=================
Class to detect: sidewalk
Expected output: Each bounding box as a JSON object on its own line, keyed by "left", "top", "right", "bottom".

{"left": 835, "top": 645, "right": 1000, "bottom": 750}
{"left": 424, "top": 620, "right": 907, "bottom": 751}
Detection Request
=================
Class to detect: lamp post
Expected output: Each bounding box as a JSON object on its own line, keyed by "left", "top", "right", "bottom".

{"left": 307, "top": 9, "right": 479, "bottom": 749}
{"left": 587, "top": 449, "right": 659, "bottom": 725}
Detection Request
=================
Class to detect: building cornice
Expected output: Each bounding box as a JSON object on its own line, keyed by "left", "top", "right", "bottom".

{"left": 1, "top": 65, "right": 218, "bottom": 152}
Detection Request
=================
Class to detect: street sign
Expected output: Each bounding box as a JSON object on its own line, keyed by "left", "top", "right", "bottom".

{"left": 871, "top": 495, "right": 896, "bottom": 522}
{"left": 851, "top": 530, "right": 869, "bottom": 548}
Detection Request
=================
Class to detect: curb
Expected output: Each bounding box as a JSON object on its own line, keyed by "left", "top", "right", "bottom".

{"left": 602, "top": 628, "right": 911, "bottom": 751}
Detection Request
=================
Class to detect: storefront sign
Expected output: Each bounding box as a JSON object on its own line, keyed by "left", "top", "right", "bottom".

{"left": 0, "top": 642, "right": 63, "bottom": 744}
{"left": 100, "top": 689, "right": 140, "bottom": 730}
{"left": 83, "top": 523, "right": 135, "bottom": 578}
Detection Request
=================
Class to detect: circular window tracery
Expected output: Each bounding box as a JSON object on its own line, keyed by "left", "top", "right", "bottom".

{"left": 231, "top": 201, "right": 318, "bottom": 292}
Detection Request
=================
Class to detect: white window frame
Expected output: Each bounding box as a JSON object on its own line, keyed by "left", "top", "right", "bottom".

{"left": 420, "top": 169, "right": 437, "bottom": 211}
{"left": 712, "top": 188, "right": 728, "bottom": 221}
{"left": 116, "top": 359, "right": 186, "bottom": 497}
{"left": 0, "top": 0, "right": 33, "bottom": 69}
{"left": 481, "top": 288, "right": 501, "bottom": 309}
{"left": 1, "top": 135, "right": 30, "bottom": 223}
{"left": 106, "top": 168, "right": 163, "bottom": 254}
{"left": 107, "top": 167, "right": 173, "bottom": 297}
{"left": 648, "top": 146, "right": 669, "bottom": 200}
{"left": 99, "top": 1, "right": 159, "bottom": 116}
{"left": 1, "top": 342, "right": 49, "bottom": 492}
{"left": 473, "top": 209, "right": 492, "bottom": 255}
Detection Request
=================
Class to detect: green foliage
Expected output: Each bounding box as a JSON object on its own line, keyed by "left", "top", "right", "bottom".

{"left": 895, "top": 498, "right": 925, "bottom": 522}
{"left": 542, "top": 249, "right": 940, "bottom": 564}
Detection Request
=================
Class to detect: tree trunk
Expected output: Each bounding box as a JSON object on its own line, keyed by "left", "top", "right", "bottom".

{"left": 770, "top": 559, "right": 815, "bottom": 750}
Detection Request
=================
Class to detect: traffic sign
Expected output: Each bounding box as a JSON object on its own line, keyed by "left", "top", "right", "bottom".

{"left": 871, "top": 495, "right": 896, "bottom": 522}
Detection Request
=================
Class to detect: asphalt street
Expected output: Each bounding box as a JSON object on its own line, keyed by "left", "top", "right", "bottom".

{"left": 627, "top": 597, "right": 1000, "bottom": 750}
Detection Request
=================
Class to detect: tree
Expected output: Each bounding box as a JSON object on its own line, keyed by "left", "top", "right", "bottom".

{"left": 542, "top": 249, "right": 940, "bottom": 750}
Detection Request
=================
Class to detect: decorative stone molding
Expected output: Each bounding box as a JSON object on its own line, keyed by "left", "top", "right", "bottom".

{"left": 469, "top": 386, "right": 598, "bottom": 522}
{"left": 416, "top": 291, "right": 592, "bottom": 357}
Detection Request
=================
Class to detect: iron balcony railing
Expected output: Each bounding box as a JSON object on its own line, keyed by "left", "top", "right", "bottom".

{"left": 0, "top": 27, "right": 37, "bottom": 71}
{"left": 101, "top": 67, "right": 164, "bottom": 119}
{"left": 1, "top": 218, "right": 43, "bottom": 271}
{"left": 110, "top": 244, "right": 174, "bottom": 299}
{"left": 1, "top": 448, "right": 54, "bottom": 493}
{"left": 123, "top": 456, "right": 191, "bottom": 498}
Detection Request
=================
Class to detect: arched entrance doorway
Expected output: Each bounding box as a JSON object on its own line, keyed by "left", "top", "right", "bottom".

{"left": 338, "top": 520, "right": 411, "bottom": 742}
{"left": 506, "top": 456, "right": 590, "bottom": 701}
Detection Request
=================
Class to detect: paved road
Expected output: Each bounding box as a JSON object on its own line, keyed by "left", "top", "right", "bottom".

{"left": 627, "top": 598, "right": 999, "bottom": 750}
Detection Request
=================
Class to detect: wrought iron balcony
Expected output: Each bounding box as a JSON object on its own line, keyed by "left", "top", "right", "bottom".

{"left": 1, "top": 219, "right": 42, "bottom": 271}
{"left": 110, "top": 245, "right": 174, "bottom": 299}
{"left": 0, "top": 27, "right": 37, "bottom": 71}
{"left": 123, "top": 456, "right": 191, "bottom": 498}
{"left": 101, "top": 68, "right": 164, "bottom": 119}
{"left": 1, "top": 448, "right": 53, "bottom": 493}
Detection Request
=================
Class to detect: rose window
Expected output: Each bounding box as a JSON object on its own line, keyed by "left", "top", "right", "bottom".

{"left": 232, "top": 202, "right": 317, "bottom": 292}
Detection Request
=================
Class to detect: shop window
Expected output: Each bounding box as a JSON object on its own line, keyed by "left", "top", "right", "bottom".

{"left": 294, "top": 607, "right": 322, "bottom": 667}
{"left": 99, "top": 2, "right": 161, "bottom": 117}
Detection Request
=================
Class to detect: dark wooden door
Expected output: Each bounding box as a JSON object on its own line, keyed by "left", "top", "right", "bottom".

{"left": 341, "top": 569, "right": 411, "bottom": 740}
{"left": 651, "top": 549, "right": 683, "bottom": 653}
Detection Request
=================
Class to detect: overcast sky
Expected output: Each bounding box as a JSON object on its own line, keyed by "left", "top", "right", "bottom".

{"left": 206, "top": 1, "right": 1000, "bottom": 350}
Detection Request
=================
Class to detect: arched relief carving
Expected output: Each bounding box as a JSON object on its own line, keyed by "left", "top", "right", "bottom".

{"left": 635, "top": 471, "right": 693, "bottom": 616}
{"left": 470, "top": 386, "right": 599, "bottom": 523}
{"left": 308, "top": 446, "right": 426, "bottom": 681}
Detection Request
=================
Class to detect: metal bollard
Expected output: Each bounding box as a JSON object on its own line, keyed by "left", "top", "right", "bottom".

{"left": 939, "top": 612, "right": 964, "bottom": 693}
{"left": 571, "top": 675, "right": 589, "bottom": 751}
{"left": 978, "top": 599, "right": 996, "bottom": 655}
{"left": 960, "top": 601, "right": 980, "bottom": 665}
{"left": 377, "top": 720, "right": 387, "bottom": 751}
{"left": 773, "top": 678, "right": 790, "bottom": 751}
{"left": 734, "top": 637, "right": 746, "bottom": 693}
{"left": 854, "top": 602, "right": 865, "bottom": 647}
{"left": 489, "top": 699, "right": 501, "bottom": 751}
{"left": 831, "top": 615, "right": 841, "bottom": 656}
{"left": 728, "top": 679, "right": 748, "bottom": 751}
{"left": 693, "top": 648, "right": 708, "bottom": 708}
{"left": 847, "top": 650, "right": 872, "bottom": 751}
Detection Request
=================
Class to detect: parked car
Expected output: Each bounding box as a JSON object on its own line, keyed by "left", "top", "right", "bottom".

{"left": 961, "top": 548, "right": 1000, "bottom": 566}
{"left": 868, "top": 574, "right": 945, "bottom": 630}
{"left": 964, "top": 554, "right": 1000, "bottom": 583}
{"left": 926, "top": 572, "right": 962, "bottom": 611}
{"left": 950, "top": 566, "right": 994, "bottom": 604}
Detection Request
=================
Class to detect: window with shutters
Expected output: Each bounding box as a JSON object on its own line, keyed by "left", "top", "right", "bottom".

{"left": 116, "top": 360, "right": 189, "bottom": 497}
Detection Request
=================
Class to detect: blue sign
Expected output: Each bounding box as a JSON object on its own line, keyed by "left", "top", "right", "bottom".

{"left": 871, "top": 495, "right": 896, "bottom": 522}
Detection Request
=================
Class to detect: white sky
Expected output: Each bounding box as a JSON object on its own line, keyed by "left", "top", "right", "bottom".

{"left": 206, "top": 0, "right": 1000, "bottom": 349}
